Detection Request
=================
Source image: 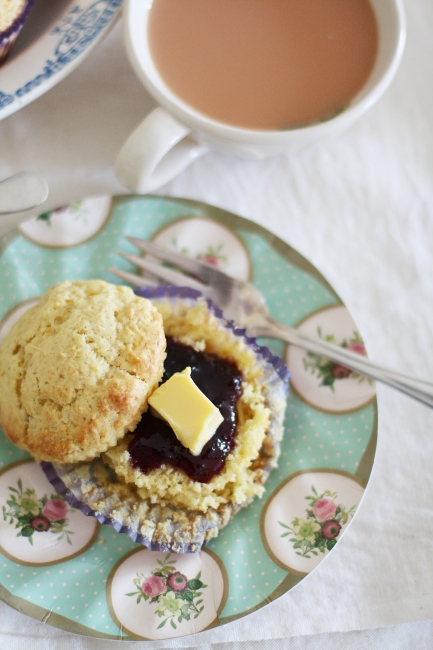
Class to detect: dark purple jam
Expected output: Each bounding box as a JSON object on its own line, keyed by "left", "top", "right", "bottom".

{"left": 128, "top": 337, "right": 243, "bottom": 483}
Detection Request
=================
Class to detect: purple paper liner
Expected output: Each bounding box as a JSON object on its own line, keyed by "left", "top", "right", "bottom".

{"left": 40, "top": 456, "right": 237, "bottom": 553}
{"left": 135, "top": 285, "right": 291, "bottom": 386}
{"left": 40, "top": 460, "right": 215, "bottom": 553}
{"left": 41, "top": 285, "right": 290, "bottom": 553}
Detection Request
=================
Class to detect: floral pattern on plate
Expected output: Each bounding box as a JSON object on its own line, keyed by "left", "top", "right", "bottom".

{"left": 261, "top": 470, "right": 364, "bottom": 575}
{"left": 3, "top": 478, "right": 73, "bottom": 545}
{"left": 0, "top": 460, "right": 99, "bottom": 565}
{"left": 302, "top": 329, "right": 372, "bottom": 390}
{"left": 127, "top": 553, "right": 208, "bottom": 630}
{"left": 19, "top": 196, "right": 112, "bottom": 247}
{"left": 151, "top": 216, "right": 251, "bottom": 280}
{"left": 107, "top": 548, "right": 227, "bottom": 640}
{"left": 285, "top": 305, "right": 376, "bottom": 413}
{"left": 278, "top": 484, "right": 356, "bottom": 558}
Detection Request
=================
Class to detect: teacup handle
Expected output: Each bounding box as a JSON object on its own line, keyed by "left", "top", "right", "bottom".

{"left": 115, "top": 107, "right": 209, "bottom": 193}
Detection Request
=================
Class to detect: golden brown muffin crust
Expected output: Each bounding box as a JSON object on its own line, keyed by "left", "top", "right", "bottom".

{"left": 0, "top": 280, "right": 166, "bottom": 463}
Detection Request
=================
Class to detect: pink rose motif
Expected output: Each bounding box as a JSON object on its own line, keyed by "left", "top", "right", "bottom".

{"left": 42, "top": 499, "right": 68, "bottom": 521}
{"left": 346, "top": 341, "right": 366, "bottom": 356}
{"left": 142, "top": 575, "right": 166, "bottom": 598}
{"left": 321, "top": 519, "right": 342, "bottom": 539}
{"left": 30, "top": 515, "right": 50, "bottom": 532}
{"left": 167, "top": 571, "right": 188, "bottom": 591}
{"left": 203, "top": 256, "right": 219, "bottom": 267}
{"left": 332, "top": 364, "right": 351, "bottom": 379}
{"left": 312, "top": 498, "right": 337, "bottom": 522}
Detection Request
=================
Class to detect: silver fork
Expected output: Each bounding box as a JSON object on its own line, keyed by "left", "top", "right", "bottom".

{"left": 109, "top": 236, "right": 433, "bottom": 409}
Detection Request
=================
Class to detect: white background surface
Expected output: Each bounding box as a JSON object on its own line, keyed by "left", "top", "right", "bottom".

{"left": 1, "top": 1, "right": 433, "bottom": 648}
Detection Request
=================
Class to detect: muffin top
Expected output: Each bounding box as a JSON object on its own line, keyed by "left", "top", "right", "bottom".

{"left": 0, "top": 280, "right": 166, "bottom": 463}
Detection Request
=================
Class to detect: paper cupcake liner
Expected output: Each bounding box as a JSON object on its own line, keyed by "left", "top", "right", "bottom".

{"left": 0, "top": 0, "right": 37, "bottom": 63}
{"left": 41, "top": 286, "right": 290, "bottom": 553}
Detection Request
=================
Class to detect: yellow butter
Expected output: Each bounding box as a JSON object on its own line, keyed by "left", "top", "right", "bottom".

{"left": 148, "top": 367, "right": 224, "bottom": 456}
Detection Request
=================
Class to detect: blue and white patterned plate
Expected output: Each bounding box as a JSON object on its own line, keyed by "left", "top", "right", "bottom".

{"left": 0, "top": 0, "right": 122, "bottom": 120}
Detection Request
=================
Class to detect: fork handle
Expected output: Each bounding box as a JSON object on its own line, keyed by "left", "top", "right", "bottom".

{"left": 261, "top": 320, "right": 433, "bottom": 408}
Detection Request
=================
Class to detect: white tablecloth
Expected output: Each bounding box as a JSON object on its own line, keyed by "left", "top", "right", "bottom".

{"left": 1, "top": 1, "right": 433, "bottom": 648}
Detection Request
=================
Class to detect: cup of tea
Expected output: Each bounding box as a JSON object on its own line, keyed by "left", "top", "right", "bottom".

{"left": 116, "top": 0, "right": 406, "bottom": 193}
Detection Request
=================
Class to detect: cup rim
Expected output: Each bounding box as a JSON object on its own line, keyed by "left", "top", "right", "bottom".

{"left": 123, "top": 0, "right": 406, "bottom": 144}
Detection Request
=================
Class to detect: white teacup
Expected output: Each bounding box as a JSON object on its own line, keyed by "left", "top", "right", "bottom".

{"left": 116, "top": 0, "right": 406, "bottom": 194}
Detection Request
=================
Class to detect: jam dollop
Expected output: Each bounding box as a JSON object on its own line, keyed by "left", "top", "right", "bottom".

{"left": 128, "top": 337, "right": 243, "bottom": 483}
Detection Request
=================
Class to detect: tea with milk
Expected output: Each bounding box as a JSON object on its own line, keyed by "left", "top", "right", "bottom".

{"left": 148, "top": 0, "right": 378, "bottom": 130}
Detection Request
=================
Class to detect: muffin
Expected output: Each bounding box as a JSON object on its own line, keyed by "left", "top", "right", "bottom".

{"left": 0, "top": 0, "right": 36, "bottom": 64}
{"left": 42, "top": 286, "right": 289, "bottom": 552}
{"left": 0, "top": 280, "right": 166, "bottom": 463}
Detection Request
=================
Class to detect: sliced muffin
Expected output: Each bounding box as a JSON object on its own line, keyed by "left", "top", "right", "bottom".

{"left": 43, "top": 286, "right": 289, "bottom": 552}
{"left": 0, "top": 280, "right": 166, "bottom": 463}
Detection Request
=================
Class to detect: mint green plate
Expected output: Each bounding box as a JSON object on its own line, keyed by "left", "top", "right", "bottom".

{"left": 0, "top": 195, "right": 377, "bottom": 640}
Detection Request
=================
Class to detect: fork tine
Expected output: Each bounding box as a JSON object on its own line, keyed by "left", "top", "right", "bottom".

{"left": 125, "top": 235, "right": 231, "bottom": 285}
{"left": 108, "top": 266, "right": 157, "bottom": 288}
{"left": 117, "top": 250, "right": 206, "bottom": 293}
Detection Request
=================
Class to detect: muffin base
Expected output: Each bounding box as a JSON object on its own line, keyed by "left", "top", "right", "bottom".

{"left": 41, "top": 409, "right": 282, "bottom": 554}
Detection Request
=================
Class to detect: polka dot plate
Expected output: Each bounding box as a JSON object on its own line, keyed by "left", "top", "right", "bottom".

{"left": 0, "top": 195, "right": 377, "bottom": 640}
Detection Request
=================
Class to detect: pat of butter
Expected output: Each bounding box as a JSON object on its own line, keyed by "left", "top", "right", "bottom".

{"left": 148, "top": 367, "right": 224, "bottom": 456}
